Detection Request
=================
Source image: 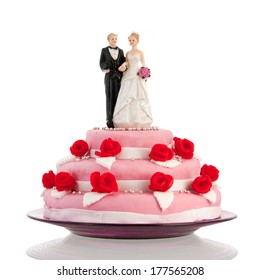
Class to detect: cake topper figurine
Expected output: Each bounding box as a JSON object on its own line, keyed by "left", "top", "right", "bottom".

{"left": 113, "top": 32, "right": 153, "bottom": 129}
{"left": 99, "top": 33, "right": 126, "bottom": 128}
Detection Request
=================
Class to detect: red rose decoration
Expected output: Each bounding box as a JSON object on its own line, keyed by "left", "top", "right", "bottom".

{"left": 55, "top": 172, "right": 77, "bottom": 192}
{"left": 173, "top": 137, "right": 194, "bottom": 159}
{"left": 70, "top": 139, "right": 89, "bottom": 157}
{"left": 200, "top": 164, "right": 219, "bottom": 182}
{"left": 149, "top": 144, "right": 174, "bottom": 162}
{"left": 149, "top": 172, "right": 174, "bottom": 192}
{"left": 42, "top": 170, "right": 56, "bottom": 189}
{"left": 191, "top": 175, "right": 212, "bottom": 194}
{"left": 90, "top": 171, "right": 118, "bottom": 193}
{"left": 95, "top": 138, "right": 122, "bottom": 157}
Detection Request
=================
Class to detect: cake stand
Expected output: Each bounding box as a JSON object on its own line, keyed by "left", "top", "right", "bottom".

{"left": 26, "top": 209, "right": 237, "bottom": 260}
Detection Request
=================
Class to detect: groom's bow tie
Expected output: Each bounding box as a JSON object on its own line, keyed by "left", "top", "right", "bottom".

{"left": 109, "top": 46, "right": 118, "bottom": 50}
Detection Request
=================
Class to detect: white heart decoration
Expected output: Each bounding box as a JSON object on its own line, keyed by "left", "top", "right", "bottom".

{"left": 202, "top": 189, "right": 217, "bottom": 203}
{"left": 153, "top": 191, "right": 174, "bottom": 211}
{"left": 96, "top": 156, "right": 116, "bottom": 169}
{"left": 83, "top": 192, "right": 111, "bottom": 207}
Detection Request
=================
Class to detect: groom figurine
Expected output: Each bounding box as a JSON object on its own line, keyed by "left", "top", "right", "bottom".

{"left": 100, "top": 33, "right": 126, "bottom": 128}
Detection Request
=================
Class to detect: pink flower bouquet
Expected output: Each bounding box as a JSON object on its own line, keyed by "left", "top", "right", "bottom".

{"left": 137, "top": 67, "right": 151, "bottom": 80}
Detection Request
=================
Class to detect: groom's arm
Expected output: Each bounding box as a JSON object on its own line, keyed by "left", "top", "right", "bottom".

{"left": 118, "top": 49, "right": 127, "bottom": 72}
{"left": 99, "top": 48, "right": 110, "bottom": 71}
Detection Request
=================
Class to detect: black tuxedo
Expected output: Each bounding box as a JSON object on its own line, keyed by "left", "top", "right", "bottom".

{"left": 100, "top": 46, "right": 125, "bottom": 128}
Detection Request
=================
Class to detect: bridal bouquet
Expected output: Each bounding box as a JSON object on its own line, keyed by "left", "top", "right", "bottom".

{"left": 137, "top": 67, "right": 151, "bottom": 80}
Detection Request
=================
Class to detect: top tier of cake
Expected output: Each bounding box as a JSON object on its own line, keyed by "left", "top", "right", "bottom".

{"left": 86, "top": 128, "right": 173, "bottom": 149}
{"left": 86, "top": 128, "right": 174, "bottom": 161}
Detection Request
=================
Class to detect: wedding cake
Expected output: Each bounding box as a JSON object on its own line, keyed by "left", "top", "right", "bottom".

{"left": 41, "top": 127, "right": 221, "bottom": 224}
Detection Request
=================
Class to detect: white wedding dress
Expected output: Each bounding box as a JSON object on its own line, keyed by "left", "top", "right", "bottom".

{"left": 113, "top": 53, "right": 153, "bottom": 128}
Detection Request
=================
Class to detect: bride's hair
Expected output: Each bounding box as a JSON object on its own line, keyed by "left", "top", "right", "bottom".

{"left": 128, "top": 32, "right": 139, "bottom": 42}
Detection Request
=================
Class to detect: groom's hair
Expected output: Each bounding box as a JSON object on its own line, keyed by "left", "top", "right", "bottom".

{"left": 107, "top": 33, "right": 118, "bottom": 40}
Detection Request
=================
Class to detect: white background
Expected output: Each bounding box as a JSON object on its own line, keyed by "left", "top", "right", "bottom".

{"left": 1, "top": 0, "right": 260, "bottom": 278}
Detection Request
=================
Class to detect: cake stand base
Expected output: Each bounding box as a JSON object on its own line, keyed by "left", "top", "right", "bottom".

{"left": 26, "top": 233, "right": 237, "bottom": 260}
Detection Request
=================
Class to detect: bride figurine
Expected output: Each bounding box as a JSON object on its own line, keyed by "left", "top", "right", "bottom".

{"left": 113, "top": 32, "right": 153, "bottom": 128}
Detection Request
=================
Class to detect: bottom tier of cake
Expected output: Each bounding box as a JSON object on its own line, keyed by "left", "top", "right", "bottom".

{"left": 43, "top": 186, "right": 221, "bottom": 224}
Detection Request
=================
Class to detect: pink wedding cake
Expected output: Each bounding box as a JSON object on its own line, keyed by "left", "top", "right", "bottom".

{"left": 41, "top": 127, "right": 221, "bottom": 224}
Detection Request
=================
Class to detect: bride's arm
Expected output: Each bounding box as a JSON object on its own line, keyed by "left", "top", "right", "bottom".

{"left": 140, "top": 51, "right": 146, "bottom": 67}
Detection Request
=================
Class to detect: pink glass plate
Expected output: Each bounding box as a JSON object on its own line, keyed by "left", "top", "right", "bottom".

{"left": 27, "top": 209, "right": 237, "bottom": 239}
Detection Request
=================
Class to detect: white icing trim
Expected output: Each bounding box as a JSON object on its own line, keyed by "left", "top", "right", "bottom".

{"left": 43, "top": 206, "right": 221, "bottom": 224}
{"left": 76, "top": 179, "right": 193, "bottom": 193}
{"left": 57, "top": 145, "right": 200, "bottom": 164}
